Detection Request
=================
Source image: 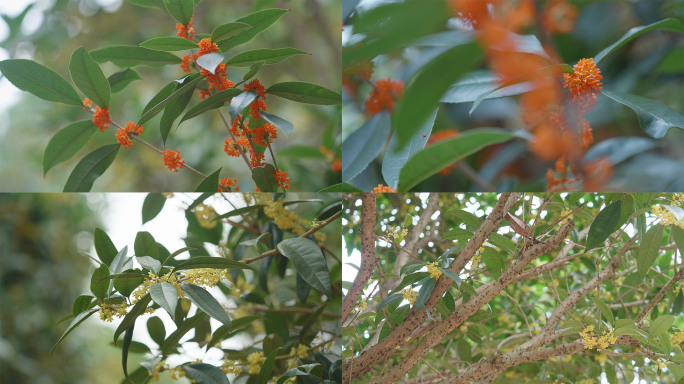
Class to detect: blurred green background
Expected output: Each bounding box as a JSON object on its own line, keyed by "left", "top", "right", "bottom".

{"left": 0, "top": 0, "right": 342, "bottom": 192}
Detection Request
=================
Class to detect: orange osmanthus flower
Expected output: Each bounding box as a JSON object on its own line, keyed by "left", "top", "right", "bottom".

{"left": 274, "top": 170, "right": 290, "bottom": 190}
{"left": 219, "top": 177, "right": 239, "bottom": 191}
{"left": 563, "top": 58, "right": 603, "bottom": 101}
{"left": 373, "top": 184, "right": 397, "bottom": 193}
{"left": 82, "top": 98, "right": 94, "bottom": 110}
{"left": 244, "top": 79, "right": 268, "bottom": 119}
{"left": 176, "top": 16, "right": 195, "bottom": 40}
{"left": 162, "top": 149, "right": 185, "bottom": 172}
{"left": 198, "top": 38, "right": 219, "bottom": 56}
{"left": 365, "top": 79, "right": 404, "bottom": 116}
{"left": 116, "top": 122, "right": 144, "bottom": 149}
{"left": 92, "top": 106, "right": 112, "bottom": 132}
{"left": 543, "top": 0, "right": 579, "bottom": 34}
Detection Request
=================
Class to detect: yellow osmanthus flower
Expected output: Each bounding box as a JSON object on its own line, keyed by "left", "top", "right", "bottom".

{"left": 98, "top": 301, "right": 128, "bottom": 322}
{"left": 255, "top": 194, "right": 326, "bottom": 245}
{"left": 559, "top": 208, "right": 572, "bottom": 224}
{"left": 150, "top": 360, "right": 166, "bottom": 382}
{"left": 672, "top": 330, "right": 684, "bottom": 345}
{"left": 221, "top": 359, "right": 243, "bottom": 375}
{"left": 194, "top": 204, "right": 218, "bottom": 229}
{"left": 356, "top": 299, "right": 368, "bottom": 311}
{"left": 247, "top": 351, "right": 266, "bottom": 374}
{"left": 168, "top": 365, "right": 186, "bottom": 380}
{"left": 426, "top": 261, "right": 442, "bottom": 279}
{"left": 226, "top": 274, "right": 254, "bottom": 296}
{"left": 401, "top": 287, "right": 417, "bottom": 305}
{"left": 580, "top": 325, "right": 617, "bottom": 350}
{"left": 471, "top": 245, "right": 485, "bottom": 268}
{"left": 657, "top": 359, "right": 667, "bottom": 370}
{"left": 385, "top": 227, "right": 408, "bottom": 242}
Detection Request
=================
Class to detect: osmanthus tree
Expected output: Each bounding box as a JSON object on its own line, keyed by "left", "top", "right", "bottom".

{"left": 0, "top": 0, "right": 341, "bottom": 192}
{"left": 53, "top": 193, "right": 343, "bottom": 384}
{"left": 340, "top": 0, "right": 684, "bottom": 193}
{"left": 343, "top": 192, "right": 684, "bottom": 383}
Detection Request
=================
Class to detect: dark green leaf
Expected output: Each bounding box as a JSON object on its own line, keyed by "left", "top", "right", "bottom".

{"left": 113, "top": 270, "right": 144, "bottom": 297}
{"left": 143, "top": 81, "right": 177, "bottom": 115}
{"left": 296, "top": 273, "right": 311, "bottom": 304}
{"left": 590, "top": 296, "right": 615, "bottom": 326}
{"left": 276, "top": 238, "right": 331, "bottom": 297}
{"left": 261, "top": 112, "right": 294, "bottom": 137}
{"left": 594, "top": 18, "right": 684, "bottom": 64}
{"left": 195, "top": 168, "right": 221, "bottom": 192}
{"left": 438, "top": 268, "right": 461, "bottom": 287}
{"left": 147, "top": 316, "right": 166, "bottom": 346}
{"left": 377, "top": 293, "right": 403, "bottom": 312}
{"left": 137, "top": 256, "right": 161, "bottom": 274}
{"left": 90, "top": 46, "right": 182, "bottom": 67}
{"left": 51, "top": 309, "right": 98, "bottom": 355}
{"left": 114, "top": 294, "right": 152, "bottom": 345}
{"left": 252, "top": 164, "right": 279, "bottom": 192}
{"left": 267, "top": 81, "right": 341, "bottom": 105}
{"left": 649, "top": 315, "right": 675, "bottom": 337}
{"left": 586, "top": 200, "right": 622, "bottom": 251}
{"left": 415, "top": 278, "right": 436, "bottom": 310}
{"left": 257, "top": 349, "right": 278, "bottom": 384}
{"left": 180, "top": 88, "right": 243, "bottom": 123}
{"left": 0, "top": 59, "right": 81, "bottom": 106}
{"left": 160, "top": 82, "right": 196, "bottom": 144}
{"left": 162, "top": 312, "right": 208, "bottom": 355}
{"left": 184, "top": 363, "right": 229, "bottom": 384}
{"left": 172, "top": 256, "right": 255, "bottom": 272}
{"left": 122, "top": 325, "right": 134, "bottom": 380}
{"left": 637, "top": 224, "right": 664, "bottom": 278}
{"left": 601, "top": 89, "right": 684, "bottom": 139}
{"left": 181, "top": 283, "right": 232, "bottom": 328}
{"left": 142, "top": 193, "right": 166, "bottom": 224}
{"left": 135, "top": 231, "right": 161, "bottom": 261}
{"left": 90, "top": 264, "right": 110, "bottom": 300}
{"left": 226, "top": 48, "right": 308, "bottom": 67}
{"left": 210, "top": 22, "right": 253, "bottom": 43}
{"left": 397, "top": 129, "right": 515, "bottom": 191}
{"left": 481, "top": 249, "right": 505, "bottom": 279}
{"left": 43, "top": 121, "right": 96, "bottom": 175}
{"left": 69, "top": 47, "right": 111, "bottom": 108}
{"left": 150, "top": 282, "right": 178, "bottom": 319}
{"left": 393, "top": 42, "right": 482, "bottom": 149}
{"left": 342, "top": 111, "right": 391, "bottom": 182}
{"left": 63, "top": 144, "right": 119, "bottom": 192}
{"left": 217, "top": 8, "right": 289, "bottom": 52}
{"left": 140, "top": 36, "right": 198, "bottom": 51}
{"left": 72, "top": 295, "right": 94, "bottom": 317}
{"left": 138, "top": 74, "right": 201, "bottom": 125}
{"left": 163, "top": 0, "right": 194, "bottom": 25}
{"left": 243, "top": 61, "right": 264, "bottom": 81}
{"left": 94, "top": 228, "right": 118, "bottom": 266}
{"left": 108, "top": 68, "right": 142, "bottom": 93}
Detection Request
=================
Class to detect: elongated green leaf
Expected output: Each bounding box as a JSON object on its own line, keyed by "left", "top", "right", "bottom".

{"left": 261, "top": 112, "right": 294, "bottom": 137}
{"left": 161, "top": 312, "right": 208, "bottom": 356}
{"left": 229, "top": 91, "right": 257, "bottom": 120}
{"left": 163, "top": 0, "right": 194, "bottom": 24}
{"left": 69, "top": 47, "right": 110, "bottom": 108}
{"left": 160, "top": 80, "right": 196, "bottom": 144}
{"left": 143, "top": 81, "right": 177, "bottom": 115}
{"left": 180, "top": 88, "right": 243, "bottom": 123}
{"left": 161, "top": 246, "right": 195, "bottom": 267}
{"left": 267, "top": 81, "right": 341, "bottom": 105}
{"left": 440, "top": 70, "right": 531, "bottom": 105}
{"left": 181, "top": 283, "right": 232, "bottom": 328}
{"left": 481, "top": 249, "right": 504, "bottom": 279}
{"left": 184, "top": 363, "right": 229, "bottom": 384}
{"left": 397, "top": 129, "right": 515, "bottom": 191}
{"left": 448, "top": 209, "right": 482, "bottom": 228}
{"left": 147, "top": 316, "right": 166, "bottom": 345}
{"left": 656, "top": 46, "right": 684, "bottom": 74}
{"left": 122, "top": 324, "right": 134, "bottom": 380}
{"left": 277, "top": 238, "right": 331, "bottom": 296}
{"left": 590, "top": 297, "right": 615, "bottom": 326}
{"left": 586, "top": 200, "right": 623, "bottom": 251}
{"left": 637, "top": 224, "right": 664, "bottom": 278}
{"left": 415, "top": 278, "right": 436, "bottom": 310}
{"left": 150, "top": 282, "right": 178, "bottom": 319}
{"left": 94, "top": 228, "right": 118, "bottom": 266}
{"left": 601, "top": 89, "right": 684, "bottom": 139}
{"left": 91, "top": 264, "right": 110, "bottom": 300}
{"left": 226, "top": 48, "right": 308, "bottom": 67}
{"left": 142, "top": 193, "right": 166, "bottom": 224}
{"left": 594, "top": 18, "right": 684, "bottom": 64}
{"left": 0, "top": 59, "right": 81, "bottom": 105}
{"left": 382, "top": 109, "right": 436, "bottom": 189}
{"left": 138, "top": 74, "right": 201, "bottom": 125}
{"left": 672, "top": 226, "right": 684, "bottom": 259}
{"left": 90, "top": 46, "right": 182, "bottom": 67}
{"left": 51, "top": 309, "right": 97, "bottom": 354}
{"left": 649, "top": 314, "right": 675, "bottom": 337}
{"left": 252, "top": 164, "right": 279, "bottom": 192}
{"left": 114, "top": 294, "right": 152, "bottom": 345}
{"left": 217, "top": 9, "right": 289, "bottom": 52}
{"left": 108, "top": 68, "right": 142, "bottom": 93}
{"left": 135, "top": 231, "right": 160, "bottom": 261}
{"left": 257, "top": 349, "right": 278, "bottom": 384}
{"left": 210, "top": 22, "right": 252, "bottom": 43}
{"left": 319, "top": 183, "right": 363, "bottom": 192}
{"left": 63, "top": 144, "right": 119, "bottom": 192}
{"left": 377, "top": 293, "right": 403, "bottom": 312}
{"left": 43, "top": 120, "right": 96, "bottom": 175}
{"left": 196, "top": 168, "right": 221, "bottom": 192}
{"left": 342, "top": 111, "right": 391, "bottom": 182}
{"left": 439, "top": 268, "right": 461, "bottom": 287}
{"left": 393, "top": 42, "right": 482, "bottom": 149}
{"left": 172, "top": 256, "right": 255, "bottom": 272}
{"left": 243, "top": 61, "right": 264, "bottom": 81}
{"left": 72, "top": 295, "right": 95, "bottom": 317}
{"left": 140, "top": 36, "right": 198, "bottom": 51}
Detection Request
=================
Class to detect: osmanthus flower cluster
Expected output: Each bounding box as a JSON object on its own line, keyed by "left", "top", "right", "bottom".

{"left": 0, "top": 2, "right": 341, "bottom": 192}
{"left": 52, "top": 193, "right": 342, "bottom": 383}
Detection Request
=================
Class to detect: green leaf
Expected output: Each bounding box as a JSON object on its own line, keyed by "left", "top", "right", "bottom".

{"left": 63, "top": 144, "right": 119, "bottom": 192}
{"left": 594, "top": 18, "right": 684, "bottom": 64}
{"left": 162, "top": 0, "right": 194, "bottom": 25}
{"left": 393, "top": 42, "right": 482, "bottom": 149}
{"left": 196, "top": 168, "right": 222, "bottom": 192}
{"left": 228, "top": 91, "right": 257, "bottom": 120}
{"left": 342, "top": 111, "right": 391, "bottom": 182}
{"left": 140, "top": 36, "right": 198, "bottom": 51}
{"left": 590, "top": 296, "right": 615, "bottom": 326}
{"left": 90, "top": 46, "right": 182, "bottom": 67}
{"left": 180, "top": 88, "right": 243, "bottom": 123}
{"left": 51, "top": 309, "right": 98, "bottom": 355}
{"left": 108, "top": 68, "right": 142, "bottom": 93}
{"left": 69, "top": 46, "right": 111, "bottom": 108}
{"left": 143, "top": 81, "right": 176, "bottom": 115}
{"left": 134, "top": 231, "right": 160, "bottom": 261}
{"left": 261, "top": 112, "right": 294, "bottom": 137}
{"left": 438, "top": 268, "right": 461, "bottom": 288}
{"left": 161, "top": 312, "right": 208, "bottom": 356}
{"left": 43, "top": 120, "right": 96, "bottom": 175}
{"left": 397, "top": 129, "right": 515, "bottom": 191}
{"left": 142, "top": 193, "right": 166, "bottom": 224}
{"left": 650, "top": 315, "right": 675, "bottom": 337}
{"left": 637, "top": 224, "right": 664, "bottom": 278}
{"left": 137, "top": 256, "right": 161, "bottom": 274}
{"left": 181, "top": 283, "right": 232, "bottom": 328}
{"left": 94, "top": 228, "right": 118, "bottom": 266}
{"left": 210, "top": 22, "right": 253, "bottom": 43}
{"left": 382, "top": 109, "right": 436, "bottom": 189}
{"left": 257, "top": 349, "right": 278, "bottom": 384}
{"left": 672, "top": 226, "right": 684, "bottom": 260}
{"left": 72, "top": 295, "right": 95, "bottom": 317}
{"left": 586, "top": 200, "right": 623, "bottom": 251}
{"left": 0, "top": 59, "right": 81, "bottom": 106}
{"left": 243, "top": 61, "right": 264, "bottom": 81}
{"left": 147, "top": 316, "right": 166, "bottom": 346}
{"left": 448, "top": 209, "right": 482, "bottom": 229}
{"left": 114, "top": 294, "right": 152, "bottom": 345}
{"left": 138, "top": 74, "right": 201, "bottom": 125}
{"left": 415, "top": 278, "right": 436, "bottom": 310}
{"left": 481, "top": 249, "right": 505, "bottom": 279}
{"left": 319, "top": 183, "right": 363, "bottom": 192}
{"left": 150, "top": 282, "right": 178, "bottom": 319}
{"left": 656, "top": 46, "right": 684, "bottom": 74}
{"left": 276, "top": 238, "right": 331, "bottom": 297}
{"left": 122, "top": 325, "right": 134, "bottom": 380}
{"left": 217, "top": 8, "right": 289, "bottom": 52}
{"left": 252, "top": 164, "right": 279, "bottom": 192}
{"left": 226, "top": 48, "right": 308, "bottom": 67}
{"left": 113, "top": 271, "right": 144, "bottom": 297}
{"left": 377, "top": 293, "right": 403, "bottom": 312}
{"left": 267, "top": 81, "right": 341, "bottom": 105}
{"left": 172, "top": 256, "right": 255, "bottom": 272}
{"left": 601, "top": 89, "right": 684, "bottom": 139}
{"left": 184, "top": 363, "right": 229, "bottom": 384}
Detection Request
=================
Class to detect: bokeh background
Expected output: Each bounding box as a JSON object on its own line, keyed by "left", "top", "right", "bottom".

{"left": 0, "top": 0, "right": 342, "bottom": 192}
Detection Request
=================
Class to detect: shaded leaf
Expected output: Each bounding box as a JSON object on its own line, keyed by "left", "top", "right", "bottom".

{"left": 217, "top": 8, "right": 289, "bottom": 52}
{"left": 342, "top": 111, "right": 391, "bottom": 182}
{"left": 51, "top": 309, "right": 98, "bottom": 355}
{"left": 108, "top": 68, "right": 142, "bottom": 93}
{"left": 601, "top": 89, "right": 684, "bottom": 139}
{"left": 252, "top": 164, "right": 279, "bottom": 192}
{"left": 63, "top": 144, "right": 119, "bottom": 192}
{"left": 181, "top": 283, "right": 232, "bottom": 328}
{"left": 142, "top": 193, "right": 166, "bottom": 224}
{"left": 113, "top": 294, "right": 152, "bottom": 345}
{"left": 184, "top": 363, "right": 229, "bottom": 384}
{"left": 226, "top": 48, "right": 308, "bottom": 67}
{"left": 90, "top": 264, "right": 110, "bottom": 300}
{"left": 196, "top": 168, "right": 222, "bottom": 192}
{"left": 276, "top": 238, "right": 331, "bottom": 297}
{"left": 162, "top": 0, "right": 194, "bottom": 25}
{"left": 43, "top": 120, "right": 96, "bottom": 175}
{"left": 637, "top": 224, "right": 664, "bottom": 278}
{"left": 594, "top": 18, "right": 684, "bottom": 64}
{"left": 210, "top": 22, "right": 253, "bottom": 43}
{"left": 586, "top": 200, "right": 622, "bottom": 251}
{"left": 138, "top": 74, "right": 201, "bottom": 125}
